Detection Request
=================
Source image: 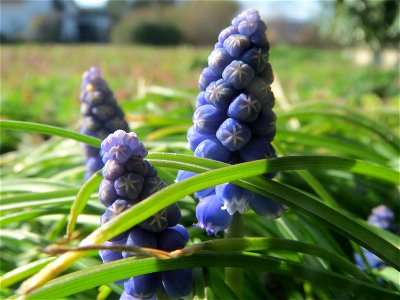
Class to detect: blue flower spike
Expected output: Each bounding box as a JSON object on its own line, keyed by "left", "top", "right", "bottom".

{"left": 80, "top": 67, "right": 129, "bottom": 180}
{"left": 97, "top": 130, "right": 192, "bottom": 299}
{"left": 355, "top": 205, "right": 395, "bottom": 272}
{"left": 180, "top": 8, "right": 286, "bottom": 236}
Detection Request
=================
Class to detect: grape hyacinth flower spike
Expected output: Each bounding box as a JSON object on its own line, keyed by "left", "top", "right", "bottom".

{"left": 355, "top": 205, "right": 395, "bottom": 271}
{"left": 98, "top": 130, "right": 192, "bottom": 299}
{"left": 80, "top": 67, "right": 130, "bottom": 180}
{"left": 177, "top": 8, "right": 286, "bottom": 236}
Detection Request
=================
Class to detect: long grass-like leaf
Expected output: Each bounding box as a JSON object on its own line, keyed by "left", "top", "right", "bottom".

{"left": 67, "top": 172, "right": 102, "bottom": 238}
{"left": 0, "top": 120, "right": 101, "bottom": 147}
{"left": 19, "top": 155, "right": 399, "bottom": 295}
{"left": 25, "top": 253, "right": 398, "bottom": 299}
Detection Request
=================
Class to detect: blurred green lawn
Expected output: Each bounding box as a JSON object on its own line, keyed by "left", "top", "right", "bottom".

{"left": 1, "top": 44, "right": 398, "bottom": 152}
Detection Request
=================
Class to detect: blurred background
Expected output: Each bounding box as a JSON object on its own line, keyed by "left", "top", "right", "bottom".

{"left": 1, "top": 0, "right": 399, "bottom": 153}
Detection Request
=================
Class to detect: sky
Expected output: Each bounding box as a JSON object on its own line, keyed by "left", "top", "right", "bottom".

{"left": 74, "top": 0, "right": 327, "bottom": 23}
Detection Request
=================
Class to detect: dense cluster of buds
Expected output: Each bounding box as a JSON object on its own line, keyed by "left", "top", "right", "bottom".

{"left": 98, "top": 130, "right": 192, "bottom": 299}
{"left": 355, "top": 205, "right": 395, "bottom": 270}
{"left": 177, "top": 8, "right": 286, "bottom": 236}
{"left": 80, "top": 67, "right": 130, "bottom": 180}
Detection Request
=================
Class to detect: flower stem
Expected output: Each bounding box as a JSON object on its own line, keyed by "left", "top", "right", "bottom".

{"left": 225, "top": 212, "right": 244, "bottom": 297}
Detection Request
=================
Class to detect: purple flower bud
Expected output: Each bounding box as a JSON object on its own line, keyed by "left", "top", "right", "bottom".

{"left": 205, "top": 79, "right": 237, "bottom": 110}
{"left": 245, "top": 76, "right": 270, "bottom": 100}
{"left": 123, "top": 226, "right": 157, "bottom": 258}
{"left": 101, "top": 199, "right": 131, "bottom": 241}
{"left": 157, "top": 224, "right": 189, "bottom": 251}
{"left": 99, "top": 240, "right": 125, "bottom": 264}
{"left": 248, "top": 110, "right": 276, "bottom": 139}
{"left": 194, "top": 138, "right": 232, "bottom": 162}
{"left": 222, "top": 60, "right": 255, "bottom": 90}
{"left": 238, "top": 20, "right": 257, "bottom": 37}
{"left": 239, "top": 138, "right": 276, "bottom": 162}
{"left": 228, "top": 93, "right": 261, "bottom": 123}
{"left": 241, "top": 48, "right": 268, "bottom": 74}
{"left": 195, "top": 193, "right": 233, "bottom": 236}
{"left": 250, "top": 21, "right": 269, "bottom": 48}
{"left": 187, "top": 125, "right": 214, "bottom": 152}
{"left": 138, "top": 176, "right": 167, "bottom": 200}
{"left": 196, "top": 91, "right": 208, "bottom": 108}
{"left": 192, "top": 105, "right": 226, "bottom": 134}
{"left": 218, "top": 25, "right": 238, "bottom": 44}
{"left": 114, "top": 173, "right": 145, "bottom": 200}
{"left": 124, "top": 158, "right": 157, "bottom": 177}
{"left": 101, "top": 130, "right": 147, "bottom": 164}
{"left": 214, "top": 41, "right": 223, "bottom": 49}
{"left": 124, "top": 273, "right": 162, "bottom": 300}
{"left": 216, "top": 118, "right": 252, "bottom": 151}
{"left": 162, "top": 269, "right": 193, "bottom": 298}
{"left": 258, "top": 63, "right": 274, "bottom": 85}
{"left": 216, "top": 183, "right": 254, "bottom": 215}
{"left": 102, "top": 144, "right": 132, "bottom": 164}
{"left": 248, "top": 194, "right": 286, "bottom": 219}
{"left": 208, "top": 48, "right": 232, "bottom": 75}
{"left": 223, "top": 34, "right": 251, "bottom": 58}
{"left": 99, "top": 179, "right": 119, "bottom": 207}
{"left": 138, "top": 203, "right": 181, "bottom": 232}
{"left": 198, "top": 67, "right": 220, "bottom": 91}
{"left": 100, "top": 238, "right": 128, "bottom": 285}
{"left": 102, "top": 159, "right": 125, "bottom": 181}
{"left": 101, "top": 199, "right": 131, "bottom": 224}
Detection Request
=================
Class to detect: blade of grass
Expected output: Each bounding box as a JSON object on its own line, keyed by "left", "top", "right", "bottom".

{"left": 66, "top": 172, "right": 102, "bottom": 239}
{"left": 0, "top": 120, "right": 101, "bottom": 147}
{"left": 25, "top": 253, "right": 398, "bottom": 299}
{"left": 19, "top": 155, "right": 399, "bottom": 295}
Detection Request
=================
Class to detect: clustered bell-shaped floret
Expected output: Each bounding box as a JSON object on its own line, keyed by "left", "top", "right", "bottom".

{"left": 178, "top": 8, "right": 286, "bottom": 236}
{"left": 98, "top": 130, "right": 192, "bottom": 299}
{"left": 354, "top": 205, "right": 395, "bottom": 271}
{"left": 80, "top": 67, "right": 130, "bottom": 180}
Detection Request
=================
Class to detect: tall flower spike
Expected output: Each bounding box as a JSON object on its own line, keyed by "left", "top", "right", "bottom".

{"left": 80, "top": 67, "right": 129, "bottom": 180}
{"left": 97, "top": 130, "right": 192, "bottom": 299}
{"left": 179, "top": 8, "right": 286, "bottom": 236}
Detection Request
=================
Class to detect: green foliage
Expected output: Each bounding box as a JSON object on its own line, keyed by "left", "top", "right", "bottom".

{"left": 0, "top": 44, "right": 399, "bottom": 299}
{"left": 132, "top": 20, "right": 184, "bottom": 46}
{"left": 328, "top": 0, "right": 399, "bottom": 51}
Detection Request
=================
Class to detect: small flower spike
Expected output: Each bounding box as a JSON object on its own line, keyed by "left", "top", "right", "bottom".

{"left": 181, "top": 8, "right": 285, "bottom": 235}
{"left": 80, "top": 67, "right": 129, "bottom": 180}
{"left": 355, "top": 205, "right": 395, "bottom": 271}
{"left": 97, "top": 130, "right": 192, "bottom": 299}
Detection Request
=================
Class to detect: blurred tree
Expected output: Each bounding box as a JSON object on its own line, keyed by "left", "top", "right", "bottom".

{"left": 30, "top": 13, "right": 61, "bottom": 42}
{"left": 178, "top": 0, "right": 239, "bottom": 45}
{"left": 131, "top": 0, "right": 176, "bottom": 9}
{"left": 105, "top": 0, "right": 132, "bottom": 21}
{"left": 331, "top": 0, "right": 399, "bottom": 64}
{"left": 111, "top": 0, "right": 238, "bottom": 45}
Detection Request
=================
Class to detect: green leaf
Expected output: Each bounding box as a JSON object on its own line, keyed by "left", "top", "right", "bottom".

{"left": 19, "top": 154, "right": 399, "bottom": 294}
{"left": 25, "top": 253, "right": 398, "bottom": 299}
{"left": 0, "top": 120, "right": 101, "bottom": 147}
{"left": 67, "top": 172, "right": 102, "bottom": 238}
{"left": 0, "top": 257, "right": 55, "bottom": 288}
